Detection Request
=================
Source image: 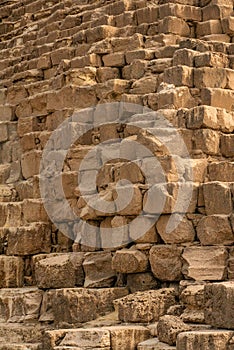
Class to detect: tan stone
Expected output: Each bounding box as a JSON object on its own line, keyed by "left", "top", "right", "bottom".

{"left": 6, "top": 223, "right": 51, "bottom": 256}
{"left": 177, "top": 330, "right": 234, "bottom": 350}
{"left": 83, "top": 251, "right": 116, "bottom": 288}
{"left": 103, "top": 53, "right": 125, "bottom": 67}
{"left": 164, "top": 66, "right": 193, "bottom": 87}
{"left": 157, "top": 315, "right": 191, "bottom": 345}
{"left": 114, "top": 289, "right": 176, "bottom": 323}
{"left": 0, "top": 288, "right": 43, "bottom": 323}
{"left": 158, "top": 17, "right": 190, "bottom": 36}
{"left": 127, "top": 272, "right": 158, "bottom": 293}
{"left": 208, "top": 162, "right": 234, "bottom": 182}
{"left": 182, "top": 246, "right": 228, "bottom": 281}
{"left": 40, "top": 288, "right": 128, "bottom": 324}
{"left": 201, "top": 88, "right": 234, "bottom": 111}
{"left": 107, "top": 326, "right": 150, "bottom": 350}
{"left": 21, "top": 150, "right": 41, "bottom": 179}
{"left": 195, "top": 52, "right": 228, "bottom": 68}
{"left": 205, "top": 281, "right": 234, "bottom": 329}
{"left": 203, "top": 182, "right": 232, "bottom": 215}
{"left": 173, "top": 48, "right": 198, "bottom": 67}
{"left": 34, "top": 253, "right": 84, "bottom": 289}
{"left": 130, "top": 76, "right": 158, "bottom": 94}
{"left": 197, "top": 215, "right": 234, "bottom": 245}
{"left": 156, "top": 215, "right": 195, "bottom": 244}
{"left": 96, "top": 67, "right": 120, "bottom": 83}
{"left": 138, "top": 338, "right": 176, "bottom": 349}
{"left": 112, "top": 249, "right": 148, "bottom": 273}
{"left": 194, "top": 129, "right": 220, "bottom": 155}
{"left": 221, "top": 134, "right": 234, "bottom": 157}
{"left": 0, "top": 256, "right": 24, "bottom": 288}
{"left": 149, "top": 245, "right": 183, "bottom": 281}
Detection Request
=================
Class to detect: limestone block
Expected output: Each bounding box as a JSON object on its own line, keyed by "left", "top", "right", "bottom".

{"left": 221, "top": 134, "right": 234, "bottom": 157}
{"left": 111, "top": 34, "right": 144, "bottom": 52}
{"left": 40, "top": 288, "right": 128, "bottom": 324}
{"left": 195, "top": 52, "right": 228, "bottom": 68}
{"left": 149, "top": 245, "right": 183, "bottom": 281}
{"left": 222, "top": 16, "right": 234, "bottom": 35}
{"left": 6, "top": 223, "right": 51, "bottom": 256}
{"left": 164, "top": 66, "right": 193, "bottom": 87}
{"left": 203, "top": 4, "right": 233, "bottom": 21}
{"left": 186, "top": 106, "right": 219, "bottom": 129}
{"left": 22, "top": 199, "right": 48, "bottom": 223}
{"left": 103, "top": 53, "right": 125, "bottom": 67}
{"left": 197, "top": 215, "right": 234, "bottom": 245}
{"left": 0, "top": 288, "right": 43, "bottom": 323}
{"left": 83, "top": 251, "right": 116, "bottom": 288}
{"left": 125, "top": 49, "right": 154, "bottom": 64}
{"left": 156, "top": 214, "right": 195, "bottom": 244}
{"left": 194, "top": 67, "right": 227, "bottom": 88}
{"left": 136, "top": 7, "right": 158, "bottom": 25}
{"left": 34, "top": 253, "right": 84, "bottom": 289}
{"left": 159, "top": 3, "right": 201, "bottom": 21}
{"left": 193, "top": 129, "right": 220, "bottom": 155}
{"left": 180, "top": 284, "right": 205, "bottom": 309}
{"left": 158, "top": 17, "right": 190, "bottom": 36}
{"left": 123, "top": 59, "right": 147, "bottom": 80}
{"left": 106, "top": 326, "right": 150, "bottom": 350}
{"left": 173, "top": 48, "right": 198, "bottom": 67}
{"left": 130, "top": 76, "right": 158, "bottom": 94}
{"left": 127, "top": 273, "right": 158, "bottom": 293}
{"left": 177, "top": 330, "right": 234, "bottom": 350}
{"left": 157, "top": 86, "right": 196, "bottom": 109}
{"left": 208, "top": 162, "right": 234, "bottom": 182}
{"left": 0, "top": 256, "right": 24, "bottom": 288}
{"left": 112, "top": 249, "right": 148, "bottom": 273}
{"left": 21, "top": 150, "right": 41, "bottom": 179}
{"left": 205, "top": 281, "right": 234, "bottom": 329}
{"left": 0, "top": 123, "right": 8, "bottom": 143}
{"left": 96, "top": 67, "right": 120, "bottom": 82}
{"left": 201, "top": 88, "right": 234, "bottom": 111}
{"left": 182, "top": 246, "right": 228, "bottom": 281}
{"left": 157, "top": 315, "right": 191, "bottom": 345}
{"left": 138, "top": 338, "right": 176, "bottom": 349}
{"left": 197, "top": 20, "right": 222, "bottom": 38}
{"left": 0, "top": 106, "right": 13, "bottom": 122}
{"left": 114, "top": 289, "right": 176, "bottom": 323}
{"left": 203, "top": 182, "right": 232, "bottom": 215}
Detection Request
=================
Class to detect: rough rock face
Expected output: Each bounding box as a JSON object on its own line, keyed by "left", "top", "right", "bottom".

{"left": 0, "top": 0, "right": 234, "bottom": 348}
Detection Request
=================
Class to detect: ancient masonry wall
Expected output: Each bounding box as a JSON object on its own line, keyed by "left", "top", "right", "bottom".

{"left": 0, "top": 0, "right": 234, "bottom": 349}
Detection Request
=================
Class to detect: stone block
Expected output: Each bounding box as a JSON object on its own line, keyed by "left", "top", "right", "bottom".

{"left": 0, "top": 288, "right": 43, "bottom": 323}
{"left": 177, "top": 330, "right": 234, "bottom": 350}
{"left": 197, "top": 215, "right": 234, "bottom": 245}
{"left": 112, "top": 249, "right": 148, "bottom": 273}
{"left": 96, "top": 67, "right": 120, "bottom": 82}
{"left": 149, "top": 245, "right": 183, "bottom": 281}
{"left": 201, "top": 88, "right": 234, "bottom": 111}
{"left": 182, "top": 246, "right": 228, "bottom": 281}
{"left": 103, "top": 53, "right": 125, "bottom": 67}
{"left": 157, "top": 315, "right": 191, "bottom": 345}
{"left": 0, "top": 256, "right": 24, "bottom": 288}
{"left": 194, "top": 129, "right": 220, "bottom": 155}
{"left": 21, "top": 150, "right": 41, "bottom": 179}
{"left": 203, "top": 182, "right": 232, "bottom": 215}
{"left": 194, "top": 67, "right": 227, "bottom": 88}
{"left": 34, "top": 253, "right": 84, "bottom": 289}
{"left": 138, "top": 338, "right": 176, "bottom": 349}
{"left": 205, "top": 282, "right": 234, "bottom": 329}
{"left": 208, "top": 161, "right": 234, "bottom": 182}
{"left": 0, "top": 123, "right": 8, "bottom": 143}
{"left": 156, "top": 215, "right": 195, "bottom": 244}
{"left": 114, "top": 289, "right": 176, "bottom": 323}
{"left": 222, "top": 16, "right": 234, "bottom": 35}
{"left": 173, "top": 48, "right": 198, "bottom": 67}
{"left": 203, "top": 4, "right": 233, "bottom": 21}
{"left": 186, "top": 106, "right": 219, "bottom": 129}
{"left": 159, "top": 3, "right": 201, "bottom": 21}
{"left": 164, "top": 66, "right": 193, "bottom": 87}
{"left": 221, "top": 134, "right": 234, "bottom": 157}
{"left": 6, "top": 223, "right": 51, "bottom": 256}
{"left": 40, "top": 288, "right": 128, "bottom": 324}
{"left": 107, "top": 326, "right": 150, "bottom": 350}
{"left": 127, "top": 273, "right": 158, "bottom": 293}
{"left": 130, "top": 76, "right": 158, "bottom": 94}
{"left": 158, "top": 17, "right": 190, "bottom": 36}
{"left": 197, "top": 20, "right": 222, "bottom": 38}
{"left": 195, "top": 52, "right": 228, "bottom": 68}
{"left": 83, "top": 252, "right": 116, "bottom": 288}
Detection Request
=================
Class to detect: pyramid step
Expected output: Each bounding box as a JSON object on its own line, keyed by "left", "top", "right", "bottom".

{"left": 0, "top": 343, "right": 42, "bottom": 350}
{"left": 44, "top": 325, "right": 150, "bottom": 350}
{"left": 138, "top": 338, "right": 176, "bottom": 349}
{"left": 0, "top": 322, "right": 49, "bottom": 344}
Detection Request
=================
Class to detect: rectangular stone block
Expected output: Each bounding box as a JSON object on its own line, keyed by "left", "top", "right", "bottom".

{"left": 0, "top": 123, "right": 8, "bottom": 143}
{"left": 205, "top": 282, "right": 234, "bottom": 329}
{"left": 203, "top": 182, "right": 232, "bottom": 215}
{"left": 21, "top": 150, "right": 41, "bottom": 179}
{"left": 0, "top": 256, "right": 24, "bottom": 288}
{"left": 0, "top": 288, "right": 43, "bottom": 323}
{"left": 158, "top": 16, "right": 190, "bottom": 36}
{"left": 203, "top": 4, "right": 233, "bottom": 21}
{"left": 195, "top": 52, "right": 228, "bottom": 68}
{"left": 208, "top": 161, "right": 234, "bottom": 182}
{"left": 182, "top": 246, "right": 228, "bottom": 281}
{"left": 40, "top": 288, "right": 128, "bottom": 324}
{"left": 177, "top": 330, "right": 234, "bottom": 350}
{"left": 6, "top": 223, "right": 51, "bottom": 256}
{"left": 221, "top": 134, "right": 234, "bottom": 157}
{"left": 164, "top": 66, "right": 193, "bottom": 87}
{"left": 173, "top": 48, "right": 198, "bottom": 67}
{"left": 197, "top": 20, "right": 222, "bottom": 38}
{"left": 201, "top": 88, "right": 234, "bottom": 111}
{"left": 159, "top": 3, "right": 201, "bottom": 21}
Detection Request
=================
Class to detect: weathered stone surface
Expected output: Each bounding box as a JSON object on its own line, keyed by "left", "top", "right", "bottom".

{"left": 182, "top": 246, "right": 228, "bottom": 281}
{"left": 150, "top": 245, "right": 183, "bottom": 281}
{"left": 156, "top": 215, "right": 195, "bottom": 244}
{"left": 0, "top": 256, "right": 24, "bottom": 288}
{"left": 0, "top": 288, "right": 43, "bottom": 323}
{"left": 114, "top": 289, "right": 176, "bottom": 323}
{"left": 157, "top": 315, "right": 191, "bottom": 345}
{"left": 127, "top": 273, "right": 158, "bottom": 293}
{"left": 40, "top": 288, "right": 128, "bottom": 324}
{"left": 197, "top": 215, "right": 234, "bottom": 245}
{"left": 205, "top": 282, "right": 234, "bottom": 329}
{"left": 34, "top": 253, "right": 84, "bottom": 289}
{"left": 83, "top": 252, "right": 116, "bottom": 288}
{"left": 112, "top": 249, "right": 148, "bottom": 274}
{"left": 177, "top": 330, "right": 234, "bottom": 350}
{"left": 203, "top": 182, "right": 233, "bottom": 215}
{"left": 180, "top": 283, "right": 205, "bottom": 323}
{"left": 138, "top": 338, "right": 176, "bottom": 349}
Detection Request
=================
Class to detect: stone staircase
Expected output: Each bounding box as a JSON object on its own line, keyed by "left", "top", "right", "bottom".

{"left": 0, "top": 0, "right": 234, "bottom": 348}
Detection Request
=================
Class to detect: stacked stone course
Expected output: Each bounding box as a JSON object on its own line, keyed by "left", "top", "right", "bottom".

{"left": 0, "top": 0, "right": 234, "bottom": 348}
